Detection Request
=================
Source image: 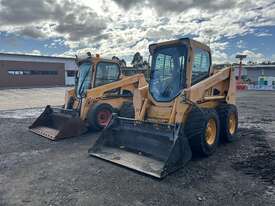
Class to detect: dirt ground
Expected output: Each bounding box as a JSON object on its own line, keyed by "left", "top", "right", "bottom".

{"left": 0, "top": 90, "right": 275, "bottom": 206}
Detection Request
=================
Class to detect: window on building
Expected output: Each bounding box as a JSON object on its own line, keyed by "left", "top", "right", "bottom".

{"left": 192, "top": 48, "right": 210, "bottom": 85}
{"left": 242, "top": 75, "right": 248, "bottom": 81}
{"left": 23, "top": 70, "right": 31, "bottom": 75}
{"left": 67, "top": 70, "right": 76, "bottom": 77}
{"left": 273, "top": 81, "right": 275, "bottom": 86}
{"left": 259, "top": 77, "right": 265, "bottom": 86}
{"left": 8, "top": 69, "right": 58, "bottom": 75}
{"left": 8, "top": 71, "right": 15, "bottom": 75}
{"left": 31, "top": 70, "right": 58, "bottom": 75}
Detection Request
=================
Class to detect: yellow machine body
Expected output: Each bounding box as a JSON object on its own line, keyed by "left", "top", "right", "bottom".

{"left": 89, "top": 38, "right": 238, "bottom": 178}
{"left": 29, "top": 56, "right": 147, "bottom": 140}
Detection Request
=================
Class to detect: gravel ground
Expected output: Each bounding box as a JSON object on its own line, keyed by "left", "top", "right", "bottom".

{"left": 0, "top": 87, "right": 67, "bottom": 111}
{"left": 0, "top": 91, "right": 274, "bottom": 206}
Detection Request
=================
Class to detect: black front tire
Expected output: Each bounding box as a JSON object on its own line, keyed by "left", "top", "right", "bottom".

{"left": 87, "top": 103, "right": 113, "bottom": 131}
{"left": 185, "top": 107, "right": 220, "bottom": 156}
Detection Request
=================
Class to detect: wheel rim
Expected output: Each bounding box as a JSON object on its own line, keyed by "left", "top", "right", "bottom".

{"left": 228, "top": 113, "right": 237, "bottom": 135}
{"left": 205, "top": 118, "right": 217, "bottom": 145}
{"left": 97, "top": 109, "right": 112, "bottom": 126}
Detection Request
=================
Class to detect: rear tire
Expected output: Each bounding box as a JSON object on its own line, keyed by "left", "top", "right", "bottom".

{"left": 216, "top": 104, "right": 238, "bottom": 142}
{"left": 119, "top": 102, "right": 135, "bottom": 118}
{"left": 87, "top": 103, "right": 113, "bottom": 131}
{"left": 185, "top": 107, "right": 220, "bottom": 156}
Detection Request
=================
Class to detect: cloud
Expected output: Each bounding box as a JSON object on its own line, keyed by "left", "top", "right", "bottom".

{"left": 112, "top": 0, "right": 141, "bottom": 10}
{"left": 67, "top": 0, "right": 275, "bottom": 64}
{"left": 1, "top": 0, "right": 275, "bottom": 65}
{"left": 236, "top": 40, "right": 245, "bottom": 49}
{"left": 240, "top": 50, "right": 266, "bottom": 63}
{"left": 146, "top": 27, "right": 174, "bottom": 40}
{"left": 151, "top": 0, "right": 237, "bottom": 13}
{"left": 18, "top": 27, "right": 46, "bottom": 39}
{"left": 255, "top": 32, "right": 272, "bottom": 37}
{"left": 2, "top": 49, "right": 42, "bottom": 56}
{"left": 212, "top": 50, "right": 230, "bottom": 64}
{"left": 53, "top": 2, "right": 107, "bottom": 41}
{"left": 0, "top": 0, "right": 107, "bottom": 41}
{"left": 29, "top": 50, "right": 42, "bottom": 56}
{"left": 0, "top": 0, "right": 53, "bottom": 24}
{"left": 113, "top": 0, "right": 237, "bottom": 13}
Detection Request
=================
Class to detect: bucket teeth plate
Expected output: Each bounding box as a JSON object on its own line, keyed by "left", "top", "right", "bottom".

{"left": 29, "top": 105, "right": 87, "bottom": 140}
{"left": 30, "top": 126, "right": 60, "bottom": 140}
{"left": 91, "top": 147, "right": 164, "bottom": 178}
{"left": 89, "top": 117, "right": 192, "bottom": 178}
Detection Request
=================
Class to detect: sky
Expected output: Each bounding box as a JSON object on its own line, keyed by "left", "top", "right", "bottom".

{"left": 0, "top": 0, "right": 275, "bottom": 64}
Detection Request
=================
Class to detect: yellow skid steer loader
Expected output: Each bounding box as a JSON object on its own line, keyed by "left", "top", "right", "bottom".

{"left": 29, "top": 54, "right": 147, "bottom": 140}
{"left": 89, "top": 38, "right": 238, "bottom": 178}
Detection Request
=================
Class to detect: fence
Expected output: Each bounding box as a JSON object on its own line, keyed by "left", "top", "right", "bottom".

{"left": 247, "top": 85, "right": 275, "bottom": 91}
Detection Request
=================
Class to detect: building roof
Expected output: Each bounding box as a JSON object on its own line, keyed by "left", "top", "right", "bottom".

{"left": 0, "top": 52, "right": 74, "bottom": 60}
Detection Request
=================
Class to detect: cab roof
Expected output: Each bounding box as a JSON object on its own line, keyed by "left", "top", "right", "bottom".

{"left": 149, "top": 38, "right": 211, "bottom": 54}
{"left": 76, "top": 56, "right": 120, "bottom": 65}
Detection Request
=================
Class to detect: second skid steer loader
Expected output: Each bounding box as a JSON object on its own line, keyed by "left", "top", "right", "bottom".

{"left": 89, "top": 38, "right": 238, "bottom": 178}
{"left": 29, "top": 54, "right": 147, "bottom": 140}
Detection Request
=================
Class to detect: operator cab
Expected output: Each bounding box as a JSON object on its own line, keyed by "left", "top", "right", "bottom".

{"left": 149, "top": 38, "right": 212, "bottom": 102}
{"left": 150, "top": 44, "right": 188, "bottom": 102}
{"left": 75, "top": 54, "right": 121, "bottom": 98}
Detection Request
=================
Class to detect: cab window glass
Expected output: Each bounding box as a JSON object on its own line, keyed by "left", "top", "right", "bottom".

{"left": 77, "top": 62, "right": 92, "bottom": 98}
{"left": 150, "top": 45, "right": 187, "bottom": 102}
{"left": 192, "top": 48, "right": 210, "bottom": 84}
{"left": 95, "top": 63, "right": 120, "bottom": 87}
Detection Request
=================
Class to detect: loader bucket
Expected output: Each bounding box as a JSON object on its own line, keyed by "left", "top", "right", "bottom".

{"left": 29, "top": 105, "right": 87, "bottom": 140}
{"left": 88, "top": 116, "right": 192, "bottom": 178}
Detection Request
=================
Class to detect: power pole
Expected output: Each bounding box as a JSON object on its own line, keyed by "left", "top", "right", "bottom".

{"left": 235, "top": 54, "right": 247, "bottom": 84}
